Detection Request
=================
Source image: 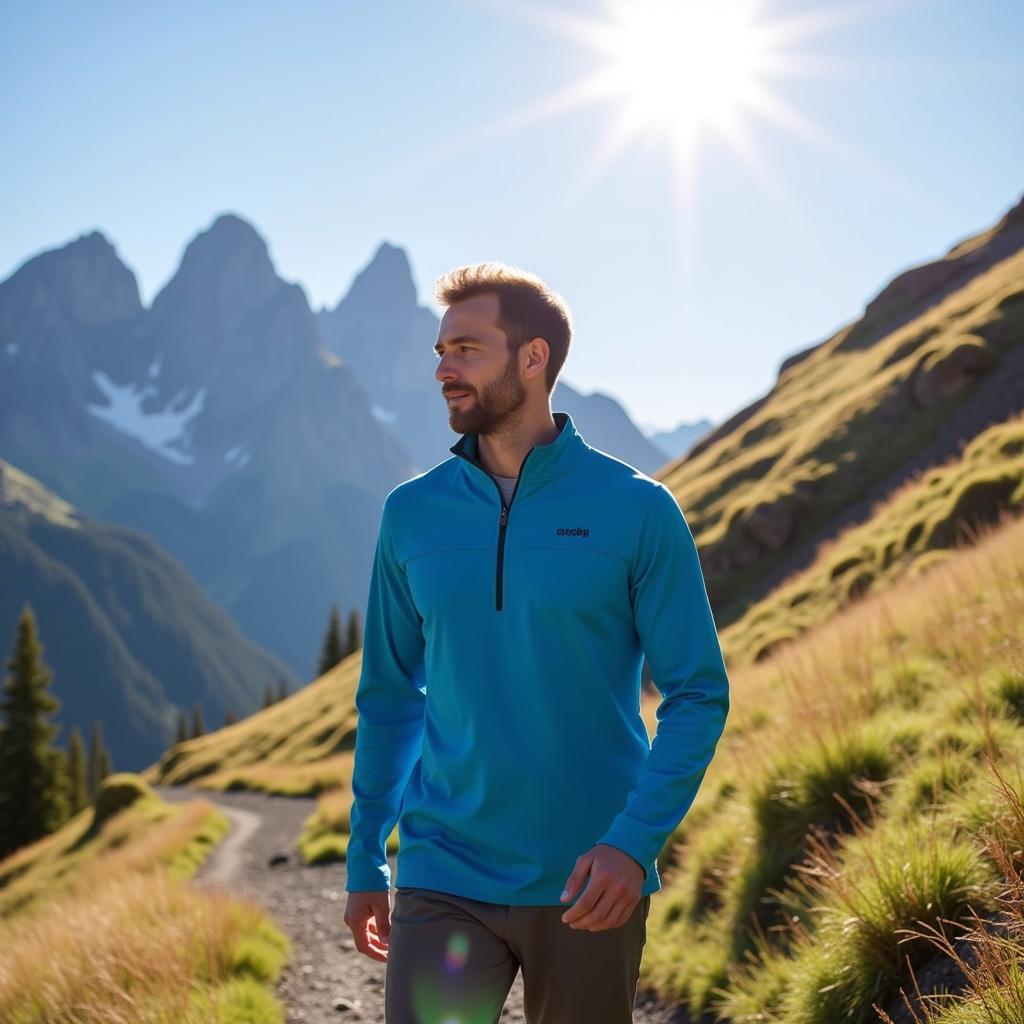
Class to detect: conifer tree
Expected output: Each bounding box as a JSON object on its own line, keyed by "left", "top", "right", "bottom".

{"left": 318, "top": 602, "right": 347, "bottom": 676}
{"left": 175, "top": 707, "right": 190, "bottom": 744}
{"left": 346, "top": 608, "right": 363, "bottom": 655}
{"left": 65, "top": 725, "right": 88, "bottom": 814}
{"left": 98, "top": 744, "right": 113, "bottom": 781}
{"left": 87, "top": 720, "right": 111, "bottom": 800}
{"left": 262, "top": 683, "right": 275, "bottom": 709}
{"left": 191, "top": 702, "right": 205, "bottom": 739}
{"left": 223, "top": 706, "right": 237, "bottom": 727}
{"left": 0, "top": 604, "right": 70, "bottom": 858}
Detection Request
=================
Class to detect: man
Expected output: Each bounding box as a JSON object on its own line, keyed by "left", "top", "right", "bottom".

{"left": 343, "top": 262, "right": 730, "bottom": 1023}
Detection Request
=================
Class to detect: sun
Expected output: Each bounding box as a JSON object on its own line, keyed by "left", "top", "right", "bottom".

{"left": 582, "top": 0, "right": 772, "bottom": 144}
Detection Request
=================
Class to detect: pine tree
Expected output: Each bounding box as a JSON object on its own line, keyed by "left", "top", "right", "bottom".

{"left": 317, "top": 602, "right": 347, "bottom": 676}
{"left": 276, "top": 676, "right": 288, "bottom": 704}
{"left": 98, "top": 744, "right": 113, "bottom": 781}
{"left": 262, "top": 683, "right": 275, "bottom": 709}
{"left": 175, "top": 708, "right": 190, "bottom": 744}
{"left": 87, "top": 720, "right": 110, "bottom": 800}
{"left": 65, "top": 725, "right": 88, "bottom": 814}
{"left": 191, "top": 703, "right": 205, "bottom": 739}
{"left": 346, "top": 608, "right": 363, "bottom": 655}
{"left": 223, "top": 706, "right": 237, "bottom": 727}
{"left": 0, "top": 604, "right": 70, "bottom": 858}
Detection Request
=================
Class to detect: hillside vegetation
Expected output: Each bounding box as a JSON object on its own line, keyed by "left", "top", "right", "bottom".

{"left": 0, "top": 773, "right": 291, "bottom": 1023}
{"left": 640, "top": 506, "right": 1024, "bottom": 1021}
{"left": 142, "top": 656, "right": 362, "bottom": 793}
{"left": 721, "top": 409, "right": 1024, "bottom": 665}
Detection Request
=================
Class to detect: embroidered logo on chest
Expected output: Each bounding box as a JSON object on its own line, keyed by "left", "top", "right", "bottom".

{"left": 556, "top": 526, "right": 590, "bottom": 537}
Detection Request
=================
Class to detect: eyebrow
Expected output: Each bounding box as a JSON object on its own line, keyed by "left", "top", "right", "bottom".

{"left": 433, "top": 335, "right": 485, "bottom": 354}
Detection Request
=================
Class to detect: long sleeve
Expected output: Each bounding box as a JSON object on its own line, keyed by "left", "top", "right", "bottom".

{"left": 345, "top": 500, "right": 427, "bottom": 892}
{"left": 596, "top": 482, "right": 731, "bottom": 877}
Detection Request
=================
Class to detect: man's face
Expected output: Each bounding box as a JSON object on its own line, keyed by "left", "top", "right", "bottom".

{"left": 434, "top": 292, "right": 527, "bottom": 435}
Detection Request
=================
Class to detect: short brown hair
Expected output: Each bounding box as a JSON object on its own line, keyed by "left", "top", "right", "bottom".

{"left": 434, "top": 262, "right": 573, "bottom": 393}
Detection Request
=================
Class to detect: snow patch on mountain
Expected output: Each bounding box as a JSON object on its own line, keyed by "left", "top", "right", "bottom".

{"left": 87, "top": 370, "right": 207, "bottom": 466}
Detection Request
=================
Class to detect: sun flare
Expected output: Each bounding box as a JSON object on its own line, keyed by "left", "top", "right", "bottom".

{"left": 586, "top": 1, "right": 770, "bottom": 142}
{"left": 415, "top": 0, "right": 892, "bottom": 251}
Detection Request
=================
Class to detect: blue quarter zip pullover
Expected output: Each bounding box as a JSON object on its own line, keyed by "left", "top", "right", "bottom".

{"left": 345, "top": 410, "right": 730, "bottom": 905}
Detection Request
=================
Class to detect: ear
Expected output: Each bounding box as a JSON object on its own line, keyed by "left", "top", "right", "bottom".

{"left": 523, "top": 337, "right": 549, "bottom": 380}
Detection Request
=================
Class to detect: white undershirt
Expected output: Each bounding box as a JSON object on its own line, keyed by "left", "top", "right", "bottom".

{"left": 491, "top": 473, "right": 517, "bottom": 507}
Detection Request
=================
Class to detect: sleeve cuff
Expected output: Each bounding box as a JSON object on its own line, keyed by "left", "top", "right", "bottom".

{"left": 344, "top": 854, "right": 392, "bottom": 893}
{"left": 596, "top": 822, "right": 656, "bottom": 881}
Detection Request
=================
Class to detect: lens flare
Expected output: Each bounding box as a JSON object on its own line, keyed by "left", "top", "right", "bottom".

{"left": 444, "top": 931, "right": 471, "bottom": 971}
{"left": 412, "top": 943, "right": 511, "bottom": 1024}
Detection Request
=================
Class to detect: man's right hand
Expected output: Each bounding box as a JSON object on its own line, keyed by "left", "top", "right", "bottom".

{"left": 344, "top": 890, "right": 392, "bottom": 961}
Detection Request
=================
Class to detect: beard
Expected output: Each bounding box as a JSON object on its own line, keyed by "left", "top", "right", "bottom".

{"left": 446, "top": 352, "right": 527, "bottom": 436}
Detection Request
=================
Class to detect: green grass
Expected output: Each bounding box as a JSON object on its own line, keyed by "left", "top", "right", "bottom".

{"left": 295, "top": 786, "right": 399, "bottom": 865}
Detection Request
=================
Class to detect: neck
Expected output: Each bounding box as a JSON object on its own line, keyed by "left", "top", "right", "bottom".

{"left": 476, "top": 406, "right": 559, "bottom": 478}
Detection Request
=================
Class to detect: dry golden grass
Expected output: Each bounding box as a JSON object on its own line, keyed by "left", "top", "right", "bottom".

{"left": 0, "top": 868, "right": 286, "bottom": 1023}
{"left": 0, "top": 786, "right": 290, "bottom": 1023}
{"left": 0, "top": 791, "right": 228, "bottom": 920}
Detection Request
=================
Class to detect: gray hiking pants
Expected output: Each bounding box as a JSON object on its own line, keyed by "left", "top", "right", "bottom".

{"left": 384, "top": 885, "right": 651, "bottom": 1023}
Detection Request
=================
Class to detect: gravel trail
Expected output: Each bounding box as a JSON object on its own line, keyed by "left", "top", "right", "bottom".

{"left": 153, "top": 785, "right": 690, "bottom": 1023}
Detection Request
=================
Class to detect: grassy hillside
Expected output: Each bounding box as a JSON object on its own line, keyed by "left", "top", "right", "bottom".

{"left": 658, "top": 197, "right": 1024, "bottom": 629}
{"left": 0, "top": 772, "right": 228, "bottom": 920}
{"left": 142, "top": 653, "right": 362, "bottom": 793}
{"left": 721, "top": 410, "right": 1024, "bottom": 665}
{"left": 638, "top": 507, "right": 1024, "bottom": 1021}
{"left": 0, "top": 773, "right": 291, "bottom": 1023}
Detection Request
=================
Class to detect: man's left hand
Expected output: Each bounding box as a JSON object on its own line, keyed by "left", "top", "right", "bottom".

{"left": 559, "top": 843, "right": 645, "bottom": 931}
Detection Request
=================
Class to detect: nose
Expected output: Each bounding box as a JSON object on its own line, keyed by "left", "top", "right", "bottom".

{"left": 435, "top": 352, "right": 458, "bottom": 383}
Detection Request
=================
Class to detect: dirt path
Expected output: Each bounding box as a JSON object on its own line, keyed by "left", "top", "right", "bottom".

{"left": 154, "top": 785, "right": 689, "bottom": 1023}
{"left": 198, "top": 803, "right": 263, "bottom": 885}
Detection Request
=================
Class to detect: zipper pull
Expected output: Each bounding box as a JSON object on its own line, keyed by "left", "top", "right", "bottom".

{"left": 500, "top": 504, "right": 508, "bottom": 526}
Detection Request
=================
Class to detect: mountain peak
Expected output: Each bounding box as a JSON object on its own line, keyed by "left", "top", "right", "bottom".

{"left": 206, "top": 211, "right": 271, "bottom": 250}
{"left": 179, "top": 211, "right": 273, "bottom": 270}
{"left": 151, "top": 212, "right": 278, "bottom": 315}
{"left": 331, "top": 240, "right": 418, "bottom": 313}
{"left": 0, "top": 227, "right": 142, "bottom": 326}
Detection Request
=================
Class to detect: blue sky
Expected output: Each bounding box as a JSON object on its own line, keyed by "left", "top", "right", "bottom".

{"left": 2, "top": 1, "right": 1022, "bottom": 433}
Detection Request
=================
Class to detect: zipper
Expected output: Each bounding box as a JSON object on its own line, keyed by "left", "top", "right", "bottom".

{"left": 452, "top": 446, "right": 533, "bottom": 611}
